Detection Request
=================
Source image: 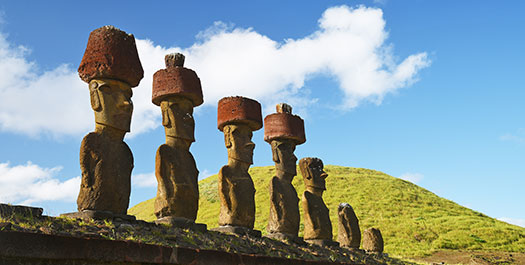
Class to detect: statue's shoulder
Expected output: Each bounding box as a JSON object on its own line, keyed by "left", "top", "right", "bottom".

{"left": 303, "top": 190, "right": 316, "bottom": 201}
{"left": 270, "top": 176, "right": 281, "bottom": 187}
{"left": 82, "top": 132, "right": 99, "bottom": 143}
{"left": 156, "top": 144, "right": 172, "bottom": 156}
{"left": 80, "top": 132, "right": 103, "bottom": 151}
{"left": 219, "top": 165, "right": 230, "bottom": 177}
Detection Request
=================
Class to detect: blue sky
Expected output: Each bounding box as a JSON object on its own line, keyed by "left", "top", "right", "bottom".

{"left": 0, "top": 1, "right": 523, "bottom": 227}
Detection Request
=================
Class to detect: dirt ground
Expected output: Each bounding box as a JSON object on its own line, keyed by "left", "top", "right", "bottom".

{"left": 412, "top": 250, "right": 525, "bottom": 265}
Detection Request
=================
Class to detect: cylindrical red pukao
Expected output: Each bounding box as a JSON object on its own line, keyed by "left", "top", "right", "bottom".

{"left": 78, "top": 25, "right": 144, "bottom": 87}
{"left": 152, "top": 53, "right": 203, "bottom": 107}
{"left": 264, "top": 111, "right": 306, "bottom": 144}
{"left": 217, "top": 96, "right": 262, "bottom": 131}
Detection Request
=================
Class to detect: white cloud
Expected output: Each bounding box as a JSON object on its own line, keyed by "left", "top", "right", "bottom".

{"left": 0, "top": 5, "right": 430, "bottom": 138}
{"left": 198, "top": 169, "right": 213, "bottom": 180}
{"left": 500, "top": 128, "right": 525, "bottom": 144}
{"left": 132, "top": 172, "right": 157, "bottom": 188}
{"left": 399, "top": 172, "right": 424, "bottom": 184}
{"left": 0, "top": 161, "right": 80, "bottom": 205}
{"left": 497, "top": 217, "right": 525, "bottom": 228}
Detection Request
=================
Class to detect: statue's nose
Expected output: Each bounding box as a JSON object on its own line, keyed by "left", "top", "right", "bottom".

{"left": 245, "top": 142, "right": 255, "bottom": 150}
{"left": 321, "top": 172, "right": 328, "bottom": 179}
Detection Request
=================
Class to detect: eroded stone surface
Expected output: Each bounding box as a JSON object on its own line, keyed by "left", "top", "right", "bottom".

{"left": 78, "top": 26, "right": 143, "bottom": 87}
{"left": 217, "top": 96, "right": 262, "bottom": 131}
{"left": 216, "top": 97, "right": 262, "bottom": 230}
{"left": 338, "top": 203, "right": 361, "bottom": 248}
{"left": 363, "top": 228, "right": 384, "bottom": 253}
{"left": 152, "top": 53, "right": 203, "bottom": 106}
{"left": 300, "top": 157, "right": 333, "bottom": 242}
{"left": 265, "top": 103, "right": 305, "bottom": 239}
{"left": 76, "top": 26, "right": 143, "bottom": 215}
{"left": 264, "top": 104, "right": 306, "bottom": 144}
{"left": 77, "top": 130, "right": 133, "bottom": 214}
{"left": 0, "top": 204, "right": 43, "bottom": 219}
{"left": 152, "top": 54, "right": 203, "bottom": 222}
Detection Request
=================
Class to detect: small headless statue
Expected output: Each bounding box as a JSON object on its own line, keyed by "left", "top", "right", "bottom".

{"left": 264, "top": 103, "right": 306, "bottom": 241}
{"left": 75, "top": 26, "right": 144, "bottom": 216}
{"left": 337, "top": 203, "right": 361, "bottom": 248}
{"left": 215, "top": 96, "right": 262, "bottom": 236}
{"left": 300, "top": 157, "right": 338, "bottom": 246}
{"left": 151, "top": 53, "right": 203, "bottom": 227}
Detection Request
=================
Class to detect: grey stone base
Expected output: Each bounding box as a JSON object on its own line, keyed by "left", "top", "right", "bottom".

{"left": 61, "top": 210, "right": 136, "bottom": 222}
{"left": 266, "top": 232, "right": 305, "bottom": 245}
{"left": 305, "top": 239, "right": 340, "bottom": 247}
{"left": 211, "top": 225, "right": 261, "bottom": 237}
{"left": 155, "top": 216, "right": 207, "bottom": 232}
{"left": 0, "top": 203, "right": 43, "bottom": 219}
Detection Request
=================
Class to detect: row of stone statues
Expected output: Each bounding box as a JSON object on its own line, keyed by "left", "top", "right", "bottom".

{"left": 67, "top": 25, "right": 381, "bottom": 251}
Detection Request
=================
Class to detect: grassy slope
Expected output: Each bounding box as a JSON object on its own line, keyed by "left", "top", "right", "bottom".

{"left": 129, "top": 165, "right": 525, "bottom": 257}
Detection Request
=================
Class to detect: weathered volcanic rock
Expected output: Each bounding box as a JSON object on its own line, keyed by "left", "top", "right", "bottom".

{"left": 217, "top": 96, "right": 262, "bottom": 131}
{"left": 264, "top": 104, "right": 305, "bottom": 144}
{"left": 337, "top": 203, "right": 361, "bottom": 248}
{"left": 152, "top": 53, "right": 203, "bottom": 106}
{"left": 77, "top": 132, "right": 133, "bottom": 215}
{"left": 78, "top": 25, "right": 143, "bottom": 87}
{"left": 363, "top": 228, "right": 384, "bottom": 253}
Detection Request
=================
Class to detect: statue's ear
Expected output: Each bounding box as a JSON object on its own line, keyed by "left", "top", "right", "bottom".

{"left": 271, "top": 142, "right": 280, "bottom": 163}
{"left": 89, "top": 81, "right": 101, "bottom": 111}
{"left": 224, "top": 126, "right": 232, "bottom": 148}
{"left": 161, "top": 102, "right": 170, "bottom": 126}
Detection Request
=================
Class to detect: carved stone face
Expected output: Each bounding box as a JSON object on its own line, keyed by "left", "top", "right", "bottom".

{"left": 300, "top": 157, "right": 328, "bottom": 191}
{"left": 224, "top": 124, "right": 255, "bottom": 165}
{"left": 161, "top": 96, "right": 195, "bottom": 142}
{"left": 89, "top": 79, "right": 133, "bottom": 132}
{"left": 272, "top": 140, "right": 297, "bottom": 177}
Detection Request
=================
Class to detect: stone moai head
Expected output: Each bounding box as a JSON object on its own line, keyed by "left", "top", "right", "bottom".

{"left": 78, "top": 25, "right": 144, "bottom": 133}
{"left": 299, "top": 157, "right": 328, "bottom": 193}
{"left": 152, "top": 53, "right": 203, "bottom": 145}
{"left": 264, "top": 103, "right": 306, "bottom": 179}
{"left": 217, "top": 96, "right": 262, "bottom": 165}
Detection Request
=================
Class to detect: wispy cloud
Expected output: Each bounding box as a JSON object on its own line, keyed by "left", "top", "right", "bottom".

{"left": 500, "top": 128, "right": 525, "bottom": 144}
{"left": 0, "top": 161, "right": 80, "bottom": 205}
{"left": 399, "top": 172, "right": 424, "bottom": 184}
{"left": 497, "top": 217, "right": 525, "bottom": 228}
{"left": 0, "top": 5, "right": 430, "bottom": 138}
{"left": 198, "top": 169, "right": 213, "bottom": 180}
{"left": 132, "top": 172, "right": 157, "bottom": 188}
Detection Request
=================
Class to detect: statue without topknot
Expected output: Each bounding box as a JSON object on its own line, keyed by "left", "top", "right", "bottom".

{"left": 337, "top": 203, "right": 361, "bottom": 248}
{"left": 212, "top": 96, "right": 262, "bottom": 237}
{"left": 264, "top": 103, "right": 305, "bottom": 242}
{"left": 64, "top": 26, "right": 143, "bottom": 220}
{"left": 299, "top": 157, "right": 338, "bottom": 247}
{"left": 151, "top": 53, "right": 206, "bottom": 231}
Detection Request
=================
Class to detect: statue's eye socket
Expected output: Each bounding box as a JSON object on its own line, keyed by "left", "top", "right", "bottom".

{"left": 98, "top": 85, "right": 111, "bottom": 93}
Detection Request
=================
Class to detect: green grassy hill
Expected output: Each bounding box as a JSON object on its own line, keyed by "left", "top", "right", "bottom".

{"left": 129, "top": 165, "right": 525, "bottom": 257}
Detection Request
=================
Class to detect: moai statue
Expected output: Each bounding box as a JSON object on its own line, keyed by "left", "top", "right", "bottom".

{"left": 151, "top": 53, "right": 205, "bottom": 231}
{"left": 337, "top": 203, "right": 361, "bottom": 248}
{"left": 299, "top": 157, "right": 338, "bottom": 246}
{"left": 213, "top": 96, "right": 262, "bottom": 236}
{"left": 73, "top": 26, "right": 143, "bottom": 218}
{"left": 264, "top": 103, "right": 305, "bottom": 242}
{"left": 363, "top": 228, "right": 384, "bottom": 253}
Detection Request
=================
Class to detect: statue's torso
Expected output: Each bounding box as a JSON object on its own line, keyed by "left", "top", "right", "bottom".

{"left": 154, "top": 144, "right": 199, "bottom": 220}
{"left": 302, "top": 190, "right": 332, "bottom": 240}
{"left": 218, "top": 165, "right": 256, "bottom": 228}
{"left": 77, "top": 132, "right": 133, "bottom": 215}
{"left": 267, "top": 176, "right": 300, "bottom": 235}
